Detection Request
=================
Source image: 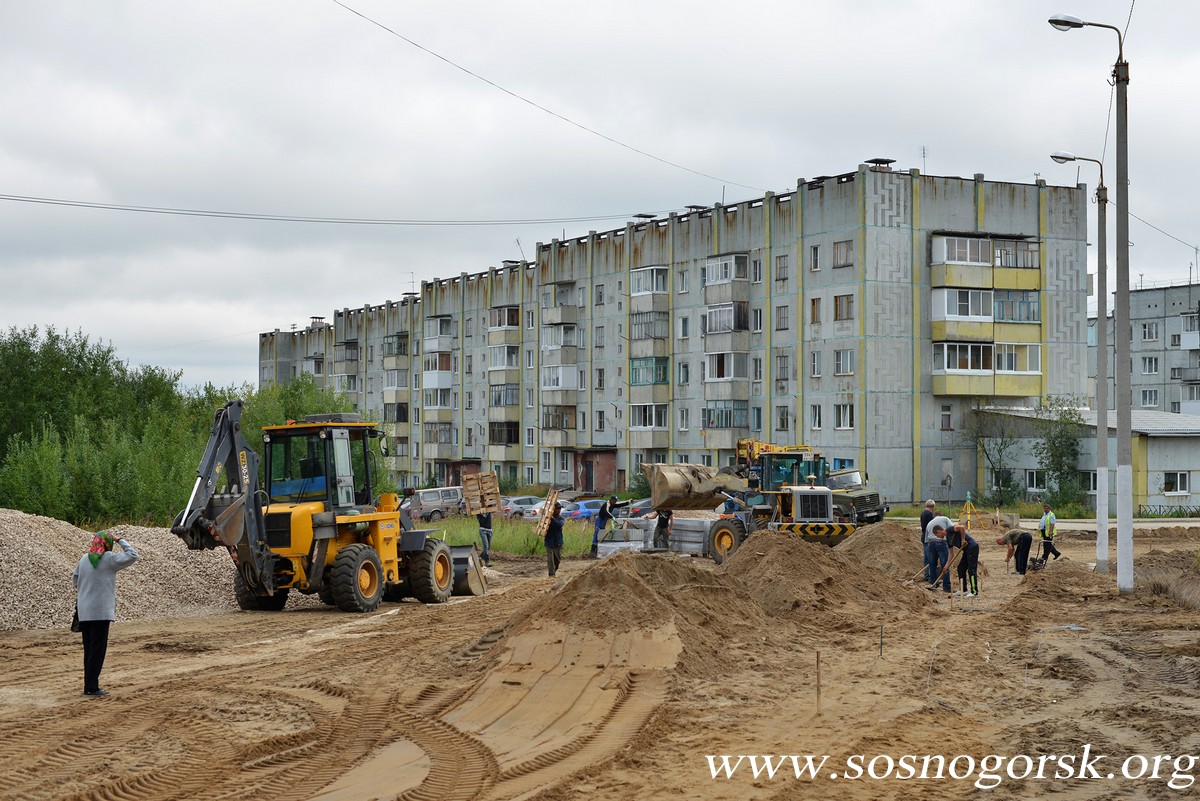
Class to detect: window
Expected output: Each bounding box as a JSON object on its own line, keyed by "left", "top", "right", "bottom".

{"left": 701, "top": 302, "right": 748, "bottom": 334}
{"left": 630, "top": 357, "right": 670, "bottom": 385}
{"left": 526, "top": 310, "right": 535, "bottom": 329}
{"left": 1172, "top": 367, "right": 1184, "bottom": 380}
{"left": 678, "top": 407, "right": 690, "bottom": 431}
{"left": 993, "top": 239, "right": 1039, "bottom": 269}
{"left": 630, "top": 404, "right": 668, "bottom": 428}
{"left": 701, "top": 400, "right": 749, "bottom": 429}
{"left": 775, "top": 253, "right": 790, "bottom": 280}
{"left": 704, "top": 352, "right": 749, "bottom": 380}
{"left": 596, "top": 410, "right": 606, "bottom": 431}
{"left": 1142, "top": 356, "right": 1160, "bottom": 375}
{"left": 752, "top": 358, "right": 763, "bottom": 381}
{"left": 775, "top": 305, "right": 790, "bottom": 330}
{"left": 775, "top": 351, "right": 789, "bottom": 379}
{"left": 944, "top": 289, "right": 994, "bottom": 319}
{"left": 811, "top": 351, "right": 822, "bottom": 377}
{"left": 423, "top": 317, "right": 452, "bottom": 338}
{"left": 423, "top": 351, "right": 452, "bottom": 372}
{"left": 810, "top": 297, "right": 821, "bottom": 325}
{"left": 679, "top": 361, "right": 690, "bottom": 384}
{"left": 1172, "top": 333, "right": 1182, "bottom": 347}
{"left": 540, "top": 366, "right": 578, "bottom": 390}
{"left": 834, "top": 294, "right": 854, "bottom": 321}
{"left": 751, "top": 406, "right": 762, "bottom": 431}
{"left": 526, "top": 349, "right": 534, "bottom": 368}
{"left": 1026, "top": 469, "right": 1046, "bottom": 492}
{"left": 595, "top": 284, "right": 605, "bottom": 305}
{"left": 596, "top": 368, "right": 605, "bottom": 390}
{"left": 834, "top": 349, "right": 854, "bottom": 375}
{"left": 1142, "top": 322, "right": 1159, "bottom": 341}
{"left": 488, "top": 306, "right": 520, "bottom": 329}
{"left": 559, "top": 451, "right": 570, "bottom": 471}
{"left": 940, "top": 404, "right": 952, "bottom": 430}
{"left": 704, "top": 254, "right": 749, "bottom": 285}
{"left": 995, "top": 343, "right": 1040, "bottom": 373}
{"left": 1164, "top": 472, "right": 1190, "bottom": 494}
{"left": 525, "top": 427, "right": 534, "bottom": 446}
{"left": 487, "top": 384, "right": 519, "bottom": 406}
{"left": 833, "top": 239, "right": 853, "bottom": 268}
{"left": 631, "top": 266, "right": 668, "bottom": 295}
{"left": 1172, "top": 401, "right": 1182, "bottom": 413}
{"left": 1141, "top": 389, "right": 1159, "bottom": 407}
{"left": 751, "top": 259, "right": 763, "bottom": 283}
{"left": 810, "top": 404, "right": 822, "bottom": 430}
{"left": 631, "top": 311, "right": 670, "bottom": 340}
{"left": 776, "top": 405, "right": 790, "bottom": 431}
{"left": 751, "top": 308, "right": 763, "bottom": 332}
{"left": 994, "top": 289, "right": 1040, "bottom": 322}
{"left": 542, "top": 405, "right": 575, "bottom": 430}
{"left": 525, "top": 466, "right": 534, "bottom": 484}
{"left": 677, "top": 268, "right": 690, "bottom": 293}
{"left": 933, "top": 342, "right": 994, "bottom": 371}
{"left": 835, "top": 403, "right": 855, "bottom": 430}
{"left": 810, "top": 244, "right": 821, "bottom": 272}
{"left": 487, "top": 345, "right": 519, "bottom": 370}
{"left": 526, "top": 388, "right": 534, "bottom": 408}
{"left": 938, "top": 236, "right": 992, "bottom": 265}
{"left": 679, "top": 316, "right": 690, "bottom": 339}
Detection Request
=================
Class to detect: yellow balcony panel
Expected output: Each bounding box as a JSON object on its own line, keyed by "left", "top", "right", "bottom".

{"left": 629, "top": 338, "right": 670, "bottom": 359}
{"left": 542, "top": 429, "right": 575, "bottom": 448}
{"left": 932, "top": 373, "right": 995, "bottom": 396}
{"left": 628, "top": 384, "right": 673, "bottom": 404}
{"left": 487, "top": 444, "right": 521, "bottom": 462}
{"left": 425, "top": 408, "right": 455, "bottom": 423}
{"left": 487, "top": 328, "right": 523, "bottom": 347}
{"left": 931, "top": 264, "right": 993, "bottom": 289}
{"left": 541, "top": 305, "right": 578, "bottom": 326}
{"left": 425, "top": 443, "right": 457, "bottom": 460}
{"left": 700, "top": 429, "right": 745, "bottom": 450}
{"left": 993, "top": 268, "right": 1040, "bottom": 291}
{"left": 993, "top": 322, "right": 1041, "bottom": 343}
{"left": 383, "top": 388, "right": 410, "bottom": 403}
{"left": 487, "top": 405, "right": 522, "bottom": 423}
{"left": 995, "top": 373, "right": 1042, "bottom": 397}
{"left": 628, "top": 429, "right": 671, "bottom": 450}
{"left": 931, "top": 320, "right": 994, "bottom": 342}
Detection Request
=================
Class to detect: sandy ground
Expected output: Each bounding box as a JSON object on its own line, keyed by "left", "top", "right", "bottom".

{"left": 2, "top": 520, "right": 1200, "bottom": 801}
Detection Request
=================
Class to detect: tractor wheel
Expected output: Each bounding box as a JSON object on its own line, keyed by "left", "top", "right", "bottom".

{"left": 409, "top": 538, "right": 453, "bottom": 604}
{"left": 234, "top": 571, "right": 290, "bottom": 611}
{"left": 708, "top": 521, "right": 744, "bottom": 566}
{"left": 330, "top": 543, "right": 384, "bottom": 613}
{"left": 317, "top": 569, "right": 336, "bottom": 606}
{"left": 428, "top": 509, "right": 444, "bottom": 522}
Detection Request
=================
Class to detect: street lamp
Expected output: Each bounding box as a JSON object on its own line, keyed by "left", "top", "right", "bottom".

{"left": 1050, "top": 151, "right": 1109, "bottom": 573}
{"left": 1049, "top": 13, "right": 1132, "bottom": 592}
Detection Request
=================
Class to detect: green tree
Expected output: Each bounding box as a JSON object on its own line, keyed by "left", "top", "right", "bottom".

{"left": 1033, "top": 395, "right": 1087, "bottom": 507}
{"left": 961, "top": 403, "right": 1022, "bottom": 507}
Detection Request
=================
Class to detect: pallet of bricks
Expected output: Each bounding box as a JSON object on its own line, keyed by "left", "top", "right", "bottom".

{"left": 462, "top": 471, "right": 502, "bottom": 515}
{"left": 536, "top": 490, "right": 560, "bottom": 539}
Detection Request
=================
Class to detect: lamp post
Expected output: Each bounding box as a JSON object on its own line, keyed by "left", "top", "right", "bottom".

{"left": 1049, "top": 13, "right": 1132, "bottom": 592}
{"left": 1051, "top": 151, "right": 1109, "bottom": 573}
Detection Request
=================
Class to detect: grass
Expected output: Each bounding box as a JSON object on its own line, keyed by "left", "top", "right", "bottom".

{"left": 415, "top": 513, "right": 595, "bottom": 557}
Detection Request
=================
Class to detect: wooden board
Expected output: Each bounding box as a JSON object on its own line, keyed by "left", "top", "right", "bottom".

{"left": 462, "top": 471, "right": 502, "bottom": 515}
{"left": 535, "top": 489, "right": 560, "bottom": 539}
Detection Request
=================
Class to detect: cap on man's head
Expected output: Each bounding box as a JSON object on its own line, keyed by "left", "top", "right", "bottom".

{"left": 610, "top": 495, "right": 618, "bottom": 501}
{"left": 925, "top": 499, "right": 936, "bottom": 508}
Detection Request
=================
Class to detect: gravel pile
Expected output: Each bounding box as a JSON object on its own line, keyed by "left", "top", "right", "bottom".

{"left": 0, "top": 508, "right": 318, "bottom": 632}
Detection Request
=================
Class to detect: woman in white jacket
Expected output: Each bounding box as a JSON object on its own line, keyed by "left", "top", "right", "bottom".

{"left": 72, "top": 529, "right": 139, "bottom": 697}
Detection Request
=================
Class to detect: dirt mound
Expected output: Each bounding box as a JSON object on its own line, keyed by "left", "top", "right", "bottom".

{"left": 999, "top": 560, "right": 1118, "bottom": 627}
{"left": 723, "top": 530, "right": 930, "bottom": 629}
{"left": 0, "top": 508, "right": 318, "bottom": 631}
{"left": 1136, "top": 548, "right": 1200, "bottom": 609}
{"left": 504, "top": 552, "right": 773, "bottom": 678}
{"left": 835, "top": 521, "right": 924, "bottom": 581}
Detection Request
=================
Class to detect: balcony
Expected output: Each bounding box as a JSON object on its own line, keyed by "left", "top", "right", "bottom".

{"left": 425, "top": 443, "right": 457, "bottom": 461}
{"left": 703, "top": 280, "right": 750, "bottom": 306}
{"left": 1183, "top": 330, "right": 1200, "bottom": 351}
{"left": 541, "top": 389, "right": 578, "bottom": 406}
{"left": 423, "top": 370, "right": 454, "bottom": 389}
{"left": 993, "top": 268, "right": 1040, "bottom": 291}
{"left": 703, "top": 380, "right": 751, "bottom": 401}
{"left": 628, "top": 384, "right": 672, "bottom": 404}
{"left": 629, "top": 292, "right": 671, "bottom": 315}
{"left": 383, "top": 388, "right": 410, "bottom": 403}
{"left": 702, "top": 330, "right": 751, "bottom": 354}
{"left": 541, "top": 346, "right": 577, "bottom": 366}
{"left": 994, "top": 373, "right": 1042, "bottom": 397}
{"left": 425, "top": 408, "right": 455, "bottom": 423}
{"left": 629, "top": 338, "right": 670, "bottom": 359}
{"left": 487, "top": 444, "right": 521, "bottom": 462}
{"left": 932, "top": 373, "right": 995, "bottom": 396}
{"left": 382, "top": 354, "right": 409, "bottom": 371}
{"left": 700, "top": 429, "right": 746, "bottom": 450}
{"left": 542, "top": 429, "right": 575, "bottom": 448}
{"left": 487, "top": 328, "right": 523, "bottom": 347}
{"left": 488, "top": 405, "right": 522, "bottom": 423}
{"left": 542, "top": 305, "right": 577, "bottom": 326}
{"left": 1180, "top": 368, "right": 1200, "bottom": 383}
{"left": 628, "top": 429, "right": 671, "bottom": 450}
{"left": 423, "top": 333, "right": 454, "bottom": 353}
{"left": 930, "top": 320, "right": 994, "bottom": 342}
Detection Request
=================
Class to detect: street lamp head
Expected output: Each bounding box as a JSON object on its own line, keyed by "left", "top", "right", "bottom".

{"left": 1049, "top": 13, "right": 1085, "bottom": 31}
{"left": 1050, "top": 151, "right": 1077, "bottom": 164}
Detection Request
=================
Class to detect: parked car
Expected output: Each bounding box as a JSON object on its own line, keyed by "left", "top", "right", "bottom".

{"left": 523, "top": 500, "right": 578, "bottom": 520}
{"left": 568, "top": 499, "right": 607, "bottom": 522}
{"left": 502, "top": 495, "right": 541, "bottom": 518}
{"left": 612, "top": 497, "right": 653, "bottom": 519}
{"left": 405, "top": 486, "right": 465, "bottom": 521}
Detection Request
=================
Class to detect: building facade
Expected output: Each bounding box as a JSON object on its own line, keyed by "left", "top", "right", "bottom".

{"left": 260, "top": 162, "right": 1089, "bottom": 503}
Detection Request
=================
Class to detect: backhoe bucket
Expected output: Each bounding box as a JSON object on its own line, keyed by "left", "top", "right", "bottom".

{"left": 450, "top": 545, "right": 487, "bottom": 597}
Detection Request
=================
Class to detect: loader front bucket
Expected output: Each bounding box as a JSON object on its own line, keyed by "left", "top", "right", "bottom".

{"left": 450, "top": 545, "right": 488, "bottom": 596}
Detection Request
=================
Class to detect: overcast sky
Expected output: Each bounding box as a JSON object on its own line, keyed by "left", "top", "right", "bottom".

{"left": 2, "top": 0, "right": 1196, "bottom": 389}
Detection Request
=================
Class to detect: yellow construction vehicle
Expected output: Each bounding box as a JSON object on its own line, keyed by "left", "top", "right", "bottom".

{"left": 736, "top": 438, "right": 888, "bottom": 523}
{"left": 172, "top": 400, "right": 485, "bottom": 612}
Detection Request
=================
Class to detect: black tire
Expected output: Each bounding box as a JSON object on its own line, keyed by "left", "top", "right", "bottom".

{"left": 330, "top": 543, "right": 384, "bottom": 613}
{"left": 428, "top": 509, "right": 443, "bottom": 522}
{"left": 234, "top": 571, "right": 290, "bottom": 611}
{"left": 317, "top": 569, "right": 336, "bottom": 606}
{"left": 409, "top": 538, "right": 453, "bottom": 604}
{"left": 708, "top": 520, "right": 744, "bottom": 566}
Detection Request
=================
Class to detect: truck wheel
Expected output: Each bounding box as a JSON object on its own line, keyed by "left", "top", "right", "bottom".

{"left": 409, "top": 538, "right": 453, "bottom": 604}
{"left": 428, "top": 509, "right": 443, "bottom": 522}
{"left": 234, "top": 571, "right": 290, "bottom": 611}
{"left": 317, "top": 569, "right": 336, "bottom": 606}
{"left": 708, "top": 521, "right": 743, "bottom": 565}
{"left": 330, "top": 543, "right": 384, "bottom": 612}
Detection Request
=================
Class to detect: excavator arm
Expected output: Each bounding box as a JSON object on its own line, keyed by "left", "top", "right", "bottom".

{"left": 171, "top": 399, "right": 277, "bottom": 595}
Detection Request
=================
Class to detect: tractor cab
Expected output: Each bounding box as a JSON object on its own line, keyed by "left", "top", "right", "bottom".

{"left": 263, "top": 414, "right": 380, "bottom": 513}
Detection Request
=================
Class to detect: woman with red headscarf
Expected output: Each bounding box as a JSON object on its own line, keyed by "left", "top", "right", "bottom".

{"left": 72, "top": 529, "right": 139, "bottom": 696}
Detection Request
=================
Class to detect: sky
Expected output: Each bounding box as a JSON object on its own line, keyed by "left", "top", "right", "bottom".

{"left": 3, "top": 0, "right": 1197, "bottom": 389}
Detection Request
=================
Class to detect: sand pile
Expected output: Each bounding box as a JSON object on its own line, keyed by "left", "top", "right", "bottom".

{"left": 835, "top": 521, "right": 924, "bottom": 580}
{"left": 505, "top": 552, "right": 772, "bottom": 678}
{"left": 1136, "top": 549, "right": 1200, "bottom": 610}
{"left": 723, "top": 530, "right": 930, "bottom": 629}
{"left": 998, "top": 560, "right": 1118, "bottom": 628}
{"left": 0, "top": 508, "right": 317, "bottom": 631}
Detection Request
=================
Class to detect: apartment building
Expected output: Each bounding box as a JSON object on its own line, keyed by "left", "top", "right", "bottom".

{"left": 1088, "top": 281, "right": 1200, "bottom": 416}
{"left": 259, "top": 161, "right": 1088, "bottom": 503}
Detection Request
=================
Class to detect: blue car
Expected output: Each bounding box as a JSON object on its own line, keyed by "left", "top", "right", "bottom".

{"left": 569, "top": 499, "right": 607, "bottom": 522}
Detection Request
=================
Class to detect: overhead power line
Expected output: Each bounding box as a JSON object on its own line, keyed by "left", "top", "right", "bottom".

{"left": 0, "top": 193, "right": 658, "bottom": 227}
{"left": 329, "top": 0, "right": 763, "bottom": 193}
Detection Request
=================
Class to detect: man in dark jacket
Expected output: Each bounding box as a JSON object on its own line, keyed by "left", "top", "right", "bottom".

{"left": 919, "top": 499, "right": 937, "bottom": 583}
{"left": 544, "top": 503, "right": 565, "bottom": 577}
{"left": 590, "top": 495, "right": 629, "bottom": 558}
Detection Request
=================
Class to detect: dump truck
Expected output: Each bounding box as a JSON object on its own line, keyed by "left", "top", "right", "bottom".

{"left": 603, "top": 460, "right": 855, "bottom": 563}
{"left": 825, "top": 467, "right": 889, "bottom": 524}
{"left": 172, "top": 400, "right": 486, "bottom": 613}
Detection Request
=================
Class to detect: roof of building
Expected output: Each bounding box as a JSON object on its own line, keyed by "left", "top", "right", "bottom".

{"left": 983, "top": 407, "right": 1200, "bottom": 437}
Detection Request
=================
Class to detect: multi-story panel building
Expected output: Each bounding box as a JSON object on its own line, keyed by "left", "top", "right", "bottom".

{"left": 1088, "top": 281, "right": 1200, "bottom": 417}
{"left": 260, "top": 162, "right": 1089, "bottom": 502}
